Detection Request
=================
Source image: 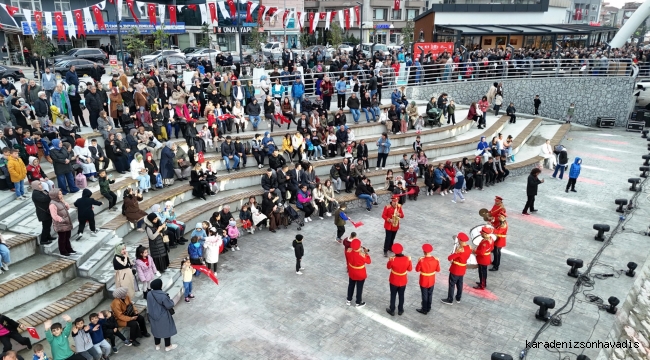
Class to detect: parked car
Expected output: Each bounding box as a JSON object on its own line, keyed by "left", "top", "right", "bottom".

{"left": 292, "top": 45, "right": 332, "bottom": 61}
{"left": 185, "top": 48, "right": 219, "bottom": 62}
{"left": 49, "top": 48, "right": 108, "bottom": 65}
{"left": 182, "top": 47, "right": 204, "bottom": 55}
{"left": 0, "top": 65, "right": 25, "bottom": 84}
{"left": 53, "top": 59, "right": 105, "bottom": 78}
{"left": 143, "top": 54, "right": 186, "bottom": 68}
{"left": 361, "top": 43, "right": 390, "bottom": 57}
{"left": 337, "top": 44, "right": 354, "bottom": 54}
{"left": 141, "top": 49, "right": 182, "bottom": 62}
{"left": 263, "top": 42, "right": 284, "bottom": 59}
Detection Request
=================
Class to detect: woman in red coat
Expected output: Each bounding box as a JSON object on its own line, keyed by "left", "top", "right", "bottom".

{"left": 443, "top": 160, "right": 456, "bottom": 187}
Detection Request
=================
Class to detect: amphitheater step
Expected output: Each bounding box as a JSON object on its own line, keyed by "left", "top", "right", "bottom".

{"left": 42, "top": 229, "right": 116, "bottom": 267}
{"left": 2, "top": 233, "right": 38, "bottom": 265}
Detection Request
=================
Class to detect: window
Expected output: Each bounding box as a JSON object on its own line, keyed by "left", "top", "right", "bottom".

{"left": 54, "top": 0, "right": 71, "bottom": 12}
{"left": 390, "top": 33, "right": 401, "bottom": 44}
{"left": 391, "top": 9, "right": 402, "bottom": 20}
{"left": 373, "top": 8, "right": 387, "bottom": 21}
{"left": 406, "top": 9, "right": 419, "bottom": 20}
{"left": 12, "top": 0, "right": 41, "bottom": 11}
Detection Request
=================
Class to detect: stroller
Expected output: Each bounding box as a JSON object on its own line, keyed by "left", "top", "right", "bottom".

{"left": 283, "top": 205, "right": 303, "bottom": 230}
{"left": 427, "top": 107, "right": 443, "bottom": 127}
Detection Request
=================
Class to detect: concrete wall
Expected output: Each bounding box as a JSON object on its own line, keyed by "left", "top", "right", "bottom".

{"left": 403, "top": 77, "right": 637, "bottom": 127}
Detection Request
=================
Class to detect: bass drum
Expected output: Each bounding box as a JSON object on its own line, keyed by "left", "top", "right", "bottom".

{"left": 470, "top": 224, "right": 496, "bottom": 246}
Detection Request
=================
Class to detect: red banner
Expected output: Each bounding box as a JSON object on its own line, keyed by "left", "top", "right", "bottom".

{"left": 5, "top": 5, "right": 19, "bottom": 17}
{"left": 267, "top": 7, "right": 277, "bottom": 18}
{"left": 256, "top": 5, "right": 265, "bottom": 24}
{"left": 226, "top": 0, "right": 236, "bottom": 18}
{"left": 168, "top": 5, "right": 177, "bottom": 24}
{"left": 54, "top": 11, "right": 65, "bottom": 41}
{"left": 308, "top": 12, "right": 315, "bottom": 34}
{"left": 147, "top": 3, "right": 157, "bottom": 25}
{"left": 126, "top": 0, "right": 139, "bottom": 23}
{"left": 296, "top": 11, "right": 302, "bottom": 30}
{"left": 191, "top": 265, "right": 219, "bottom": 285}
{"left": 282, "top": 9, "right": 290, "bottom": 28}
{"left": 187, "top": 4, "right": 197, "bottom": 11}
{"left": 343, "top": 8, "right": 350, "bottom": 30}
{"left": 354, "top": 6, "right": 360, "bottom": 26}
{"left": 394, "top": 0, "right": 401, "bottom": 10}
{"left": 329, "top": 11, "right": 336, "bottom": 23}
{"left": 73, "top": 9, "right": 85, "bottom": 37}
{"left": 92, "top": 5, "right": 106, "bottom": 30}
{"left": 208, "top": 2, "right": 217, "bottom": 24}
{"left": 34, "top": 11, "right": 42, "bottom": 33}
{"left": 415, "top": 42, "right": 455, "bottom": 60}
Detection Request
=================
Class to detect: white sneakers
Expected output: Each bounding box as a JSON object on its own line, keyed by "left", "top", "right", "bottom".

{"left": 1, "top": 263, "right": 8, "bottom": 271}
{"left": 296, "top": 271, "right": 303, "bottom": 275}
{"left": 155, "top": 271, "right": 161, "bottom": 277}
{"left": 235, "top": 246, "right": 240, "bottom": 251}
{"left": 165, "top": 344, "right": 178, "bottom": 352}
{"left": 326, "top": 212, "right": 332, "bottom": 217}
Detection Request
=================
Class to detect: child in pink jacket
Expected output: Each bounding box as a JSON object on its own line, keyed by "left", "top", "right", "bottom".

{"left": 135, "top": 245, "right": 159, "bottom": 297}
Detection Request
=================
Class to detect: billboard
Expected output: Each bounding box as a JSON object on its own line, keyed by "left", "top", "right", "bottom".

{"left": 414, "top": 42, "right": 455, "bottom": 60}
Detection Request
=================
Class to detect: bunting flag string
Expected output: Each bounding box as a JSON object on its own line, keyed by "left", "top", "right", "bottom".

{"left": 125, "top": 0, "right": 139, "bottom": 23}
{"left": 92, "top": 5, "right": 106, "bottom": 30}
{"left": 34, "top": 11, "right": 43, "bottom": 33}
{"left": 82, "top": 7, "right": 95, "bottom": 33}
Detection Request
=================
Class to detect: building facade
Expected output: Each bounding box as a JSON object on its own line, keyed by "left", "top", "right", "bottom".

{"left": 258, "top": 0, "right": 304, "bottom": 48}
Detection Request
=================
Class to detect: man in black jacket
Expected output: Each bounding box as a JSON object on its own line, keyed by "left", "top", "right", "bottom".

{"left": 261, "top": 168, "right": 282, "bottom": 200}
{"left": 33, "top": 91, "right": 49, "bottom": 124}
{"left": 88, "top": 138, "right": 109, "bottom": 171}
{"left": 335, "top": 125, "right": 348, "bottom": 156}
{"left": 49, "top": 139, "right": 79, "bottom": 195}
{"left": 85, "top": 85, "right": 103, "bottom": 131}
{"left": 277, "top": 164, "right": 290, "bottom": 203}
{"left": 220, "top": 136, "right": 240, "bottom": 173}
{"left": 30, "top": 180, "right": 56, "bottom": 245}
{"left": 288, "top": 163, "right": 306, "bottom": 201}
{"left": 219, "top": 205, "right": 235, "bottom": 229}
{"left": 268, "top": 149, "right": 286, "bottom": 172}
{"left": 355, "top": 176, "right": 374, "bottom": 211}
{"left": 339, "top": 158, "right": 354, "bottom": 193}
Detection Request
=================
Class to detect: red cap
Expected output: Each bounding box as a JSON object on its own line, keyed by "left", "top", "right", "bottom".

{"left": 495, "top": 196, "right": 503, "bottom": 201}
{"left": 481, "top": 226, "right": 493, "bottom": 234}
{"left": 391, "top": 195, "right": 400, "bottom": 201}
{"left": 351, "top": 239, "right": 361, "bottom": 250}
{"left": 392, "top": 243, "right": 403, "bottom": 254}
{"left": 422, "top": 244, "right": 433, "bottom": 253}
{"left": 457, "top": 232, "right": 469, "bottom": 242}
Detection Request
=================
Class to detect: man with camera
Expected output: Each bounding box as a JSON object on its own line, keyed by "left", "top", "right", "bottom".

{"left": 345, "top": 238, "right": 371, "bottom": 308}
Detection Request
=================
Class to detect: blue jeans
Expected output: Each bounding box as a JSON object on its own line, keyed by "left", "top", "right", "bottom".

{"left": 249, "top": 115, "right": 261, "bottom": 129}
{"left": 137, "top": 175, "right": 151, "bottom": 190}
{"left": 136, "top": 219, "right": 144, "bottom": 229}
{"left": 56, "top": 172, "right": 80, "bottom": 195}
{"left": 358, "top": 193, "right": 373, "bottom": 209}
{"left": 13, "top": 180, "right": 24, "bottom": 198}
{"left": 293, "top": 95, "right": 303, "bottom": 110}
{"left": 224, "top": 155, "right": 240, "bottom": 170}
{"left": 0, "top": 243, "right": 10, "bottom": 264}
{"left": 552, "top": 164, "right": 565, "bottom": 179}
{"left": 372, "top": 106, "right": 380, "bottom": 118}
{"left": 370, "top": 89, "right": 377, "bottom": 98}
{"left": 313, "top": 145, "right": 323, "bottom": 158}
{"left": 183, "top": 281, "right": 193, "bottom": 296}
{"left": 362, "top": 108, "right": 376, "bottom": 122}
{"left": 350, "top": 108, "right": 360, "bottom": 123}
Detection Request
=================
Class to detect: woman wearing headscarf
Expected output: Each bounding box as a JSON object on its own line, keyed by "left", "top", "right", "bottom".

{"left": 148, "top": 204, "right": 179, "bottom": 249}
{"left": 144, "top": 213, "right": 170, "bottom": 273}
{"left": 109, "top": 87, "right": 123, "bottom": 120}
{"left": 52, "top": 84, "right": 74, "bottom": 122}
{"left": 104, "top": 133, "right": 129, "bottom": 174}
{"left": 130, "top": 153, "right": 151, "bottom": 192}
{"left": 58, "top": 119, "right": 77, "bottom": 145}
{"left": 189, "top": 163, "right": 211, "bottom": 200}
{"left": 146, "top": 278, "right": 177, "bottom": 351}
{"left": 68, "top": 85, "right": 86, "bottom": 128}
{"left": 48, "top": 188, "right": 75, "bottom": 256}
{"left": 144, "top": 152, "right": 162, "bottom": 190}
{"left": 172, "top": 143, "right": 191, "bottom": 180}
{"left": 97, "top": 110, "right": 116, "bottom": 141}
{"left": 160, "top": 141, "right": 175, "bottom": 187}
{"left": 110, "top": 287, "right": 150, "bottom": 347}
{"left": 73, "top": 138, "right": 98, "bottom": 182}
{"left": 113, "top": 243, "right": 136, "bottom": 299}
{"left": 126, "top": 128, "right": 140, "bottom": 158}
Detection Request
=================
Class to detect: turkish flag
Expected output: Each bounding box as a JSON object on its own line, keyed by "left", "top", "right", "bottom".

{"left": 350, "top": 221, "right": 364, "bottom": 228}
{"left": 226, "top": 0, "right": 236, "bottom": 18}
{"left": 354, "top": 6, "right": 360, "bottom": 26}
{"left": 168, "top": 5, "right": 177, "bottom": 24}
{"left": 26, "top": 327, "right": 40, "bottom": 340}
{"left": 343, "top": 8, "right": 351, "bottom": 30}
{"left": 54, "top": 11, "right": 66, "bottom": 41}
{"left": 34, "top": 11, "right": 43, "bottom": 33}
{"left": 5, "top": 5, "right": 19, "bottom": 17}
{"left": 282, "top": 9, "right": 290, "bottom": 28}
{"left": 257, "top": 4, "right": 265, "bottom": 24}
{"left": 267, "top": 7, "right": 277, "bottom": 18}
{"left": 208, "top": 3, "right": 217, "bottom": 24}
{"left": 296, "top": 11, "right": 302, "bottom": 30}
{"left": 73, "top": 10, "right": 85, "bottom": 37}
{"left": 187, "top": 4, "right": 197, "bottom": 11}
{"left": 92, "top": 5, "right": 106, "bottom": 30}
{"left": 147, "top": 3, "right": 157, "bottom": 25}
{"left": 191, "top": 265, "right": 219, "bottom": 285}
{"left": 394, "top": 0, "right": 401, "bottom": 10}
{"left": 308, "top": 12, "right": 315, "bottom": 34}
{"left": 126, "top": 0, "right": 139, "bottom": 23}
{"left": 246, "top": 2, "right": 254, "bottom": 22}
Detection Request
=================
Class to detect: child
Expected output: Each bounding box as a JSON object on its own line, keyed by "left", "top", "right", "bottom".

{"left": 188, "top": 236, "right": 204, "bottom": 267}
{"left": 71, "top": 318, "right": 100, "bottom": 360}
{"left": 74, "top": 168, "right": 87, "bottom": 190}
{"left": 293, "top": 234, "right": 304, "bottom": 275}
{"left": 32, "top": 344, "right": 50, "bottom": 360}
{"left": 161, "top": 202, "right": 187, "bottom": 243}
{"left": 88, "top": 313, "right": 112, "bottom": 360}
{"left": 205, "top": 161, "right": 218, "bottom": 194}
{"left": 494, "top": 93, "right": 503, "bottom": 116}
{"left": 180, "top": 258, "right": 196, "bottom": 303}
{"left": 452, "top": 170, "right": 465, "bottom": 204}
{"left": 447, "top": 100, "right": 456, "bottom": 125}
{"left": 239, "top": 205, "right": 253, "bottom": 234}
{"left": 73, "top": 189, "right": 103, "bottom": 240}
{"left": 414, "top": 116, "right": 424, "bottom": 134}
{"left": 45, "top": 314, "right": 88, "bottom": 360}
{"left": 203, "top": 227, "right": 222, "bottom": 274}
{"left": 23, "top": 130, "right": 38, "bottom": 157}
{"left": 190, "top": 222, "right": 207, "bottom": 243}
{"left": 135, "top": 245, "right": 159, "bottom": 297}
{"left": 7, "top": 148, "right": 27, "bottom": 200}
{"left": 99, "top": 310, "right": 131, "bottom": 353}
{"left": 566, "top": 157, "right": 582, "bottom": 193}
{"left": 200, "top": 125, "right": 213, "bottom": 150}
{"left": 26, "top": 157, "right": 55, "bottom": 191}
{"left": 533, "top": 95, "right": 541, "bottom": 115}
{"left": 219, "top": 228, "right": 230, "bottom": 252}
{"left": 332, "top": 204, "right": 353, "bottom": 243}
{"left": 98, "top": 170, "right": 117, "bottom": 211}
{"left": 566, "top": 103, "right": 575, "bottom": 123}
{"left": 227, "top": 219, "right": 240, "bottom": 251}
{"left": 0, "top": 147, "right": 13, "bottom": 190}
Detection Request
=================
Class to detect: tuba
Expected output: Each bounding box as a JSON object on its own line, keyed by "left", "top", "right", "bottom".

{"left": 390, "top": 204, "right": 401, "bottom": 227}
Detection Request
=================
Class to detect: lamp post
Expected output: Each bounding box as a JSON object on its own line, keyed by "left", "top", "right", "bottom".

{"left": 356, "top": 1, "right": 362, "bottom": 44}
{"left": 113, "top": 0, "right": 126, "bottom": 72}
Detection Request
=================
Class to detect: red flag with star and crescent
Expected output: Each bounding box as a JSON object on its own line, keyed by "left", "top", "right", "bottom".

{"left": 343, "top": 8, "right": 351, "bottom": 30}
{"left": 354, "top": 6, "right": 360, "bottom": 26}
{"left": 74, "top": 10, "right": 85, "bottom": 37}
{"left": 208, "top": 3, "right": 217, "bottom": 24}
{"left": 187, "top": 4, "right": 197, "bottom": 11}
{"left": 168, "top": 5, "right": 177, "bottom": 24}
{"left": 282, "top": 9, "right": 290, "bottom": 28}
{"left": 296, "top": 11, "right": 302, "bottom": 30}
{"left": 267, "top": 7, "right": 277, "bottom": 18}
{"left": 246, "top": 2, "right": 254, "bottom": 22}
{"left": 191, "top": 265, "right": 219, "bottom": 285}
{"left": 308, "top": 12, "right": 315, "bottom": 34}
{"left": 54, "top": 11, "right": 66, "bottom": 41}
{"left": 147, "top": 3, "right": 157, "bottom": 25}
{"left": 92, "top": 5, "right": 106, "bottom": 30}
{"left": 126, "top": 0, "right": 139, "bottom": 23}
{"left": 5, "top": 5, "right": 19, "bottom": 18}
{"left": 226, "top": 0, "right": 236, "bottom": 18}
{"left": 26, "top": 327, "right": 40, "bottom": 340}
{"left": 394, "top": 0, "right": 401, "bottom": 10}
{"left": 34, "top": 11, "right": 43, "bottom": 33}
{"left": 256, "top": 4, "right": 265, "bottom": 24}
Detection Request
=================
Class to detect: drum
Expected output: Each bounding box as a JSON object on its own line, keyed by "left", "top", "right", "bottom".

{"left": 467, "top": 254, "right": 479, "bottom": 269}
{"left": 470, "top": 224, "right": 496, "bottom": 246}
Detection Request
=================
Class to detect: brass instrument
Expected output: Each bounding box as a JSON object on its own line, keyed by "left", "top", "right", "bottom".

{"left": 390, "top": 204, "right": 401, "bottom": 227}
{"left": 479, "top": 208, "right": 491, "bottom": 222}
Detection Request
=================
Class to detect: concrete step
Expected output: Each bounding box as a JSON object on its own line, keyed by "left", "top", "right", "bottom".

{"left": 78, "top": 235, "right": 124, "bottom": 278}
{"left": 42, "top": 229, "right": 115, "bottom": 267}
{"left": 0, "top": 255, "right": 77, "bottom": 310}
{"left": 2, "top": 233, "right": 38, "bottom": 265}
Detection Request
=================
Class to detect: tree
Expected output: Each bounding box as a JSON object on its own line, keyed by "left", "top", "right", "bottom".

{"left": 402, "top": 20, "right": 415, "bottom": 52}
{"left": 345, "top": 33, "right": 359, "bottom": 45}
{"left": 31, "top": 29, "right": 56, "bottom": 79}
{"left": 153, "top": 24, "right": 168, "bottom": 50}
{"left": 124, "top": 27, "right": 148, "bottom": 61}
{"left": 198, "top": 23, "right": 212, "bottom": 48}
{"left": 299, "top": 30, "right": 310, "bottom": 49}
{"left": 328, "top": 22, "right": 343, "bottom": 49}
{"left": 249, "top": 26, "right": 268, "bottom": 51}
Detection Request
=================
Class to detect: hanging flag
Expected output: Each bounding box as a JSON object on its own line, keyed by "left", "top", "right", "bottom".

{"left": 126, "top": 0, "right": 139, "bottom": 23}
{"left": 74, "top": 9, "right": 85, "bottom": 37}
{"left": 296, "top": 11, "right": 303, "bottom": 30}
{"left": 343, "top": 8, "right": 350, "bottom": 30}
{"left": 226, "top": 0, "right": 236, "bottom": 18}
{"left": 135, "top": 1, "right": 146, "bottom": 18}
{"left": 96, "top": 0, "right": 106, "bottom": 10}
{"left": 218, "top": 1, "right": 230, "bottom": 20}
{"left": 108, "top": 0, "right": 114, "bottom": 3}
{"left": 354, "top": 6, "right": 360, "bottom": 26}
{"left": 246, "top": 2, "right": 258, "bottom": 23}
{"left": 158, "top": 4, "right": 166, "bottom": 25}
{"left": 54, "top": 12, "right": 65, "bottom": 41}
{"left": 282, "top": 9, "right": 290, "bottom": 28}
{"left": 64, "top": 11, "right": 77, "bottom": 39}
{"left": 116, "top": 0, "right": 123, "bottom": 21}
{"left": 256, "top": 5, "right": 265, "bottom": 24}
{"left": 44, "top": 11, "right": 53, "bottom": 39}
{"left": 34, "top": 11, "right": 43, "bottom": 33}
{"left": 198, "top": 4, "right": 209, "bottom": 25}
{"left": 337, "top": 10, "right": 345, "bottom": 30}
{"left": 349, "top": 7, "right": 355, "bottom": 28}
{"left": 394, "top": 0, "right": 401, "bottom": 10}
{"left": 324, "top": 11, "right": 332, "bottom": 30}
{"left": 0, "top": 5, "right": 20, "bottom": 27}
{"left": 23, "top": 9, "right": 34, "bottom": 36}
{"left": 147, "top": 3, "right": 157, "bottom": 25}
{"left": 92, "top": 5, "right": 106, "bottom": 30}
{"left": 350, "top": 220, "right": 364, "bottom": 228}
{"left": 267, "top": 7, "right": 277, "bottom": 19}
{"left": 168, "top": 5, "right": 177, "bottom": 24}
{"left": 311, "top": 12, "right": 321, "bottom": 34}
{"left": 187, "top": 4, "right": 197, "bottom": 11}
{"left": 191, "top": 265, "right": 219, "bottom": 285}
{"left": 208, "top": 3, "right": 217, "bottom": 25}
{"left": 308, "top": 12, "right": 315, "bottom": 34}
{"left": 82, "top": 7, "right": 95, "bottom": 33}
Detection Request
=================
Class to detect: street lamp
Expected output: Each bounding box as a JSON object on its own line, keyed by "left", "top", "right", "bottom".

{"left": 112, "top": 0, "right": 126, "bottom": 72}
{"left": 356, "top": 2, "right": 362, "bottom": 44}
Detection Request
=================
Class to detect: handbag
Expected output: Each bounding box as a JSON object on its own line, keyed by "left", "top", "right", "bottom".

{"left": 123, "top": 303, "right": 136, "bottom": 317}
{"left": 178, "top": 159, "right": 190, "bottom": 169}
{"left": 162, "top": 234, "right": 170, "bottom": 243}
{"left": 274, "top": 204, "right": 285, "bottom": 214}
{"left": 117, "top": 103, "right": 124, "bottom": 111}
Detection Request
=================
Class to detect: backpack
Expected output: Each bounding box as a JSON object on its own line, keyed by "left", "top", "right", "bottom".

{"left": 25, "top": 143, "right": 38, "bottom": 156}
{"left": 553, "top": 144, "right": 563, "bottom": 155}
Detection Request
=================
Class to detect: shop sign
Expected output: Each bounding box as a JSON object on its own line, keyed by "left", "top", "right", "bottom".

{"left": 109, "top": 55, "right": 118, "bottom": 71}
{"left": 589, "top": 21, "right": 601, "bottom": 26}
{"left": 414, "top": 42, "right": 455, "bottom": 59}
{"left": 215, "top": 27, "right": 252, "bottom": 34}
{"left": 375, "top": 24, "right": 391, "bottom": 29}
{"left": 22, "top": 21, "right": 186, "bottom": 36}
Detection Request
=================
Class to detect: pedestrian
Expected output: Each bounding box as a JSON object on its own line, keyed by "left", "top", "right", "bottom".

{"left": 533, "top": 95, "right": 541, "bottom": 115}
{"left": 385, "top": 243, "right": 412, "bottom": 316}
{"left": 551, "top": 145, "right": 568, "bottom": 179}
{"left": 415, "top": 244, "right": 440, "bottom": 315}
{"left": 345, "top": 238, "right": 370, "bottom": 307}
{"left": 293, "top": 234, "right": 304, "bottom": 275}
{"left": 31, "top": 180, "right": 55, "bottom": 245}
{"left": 522, "top": 168, "right": 543, "bottom": 215}
{"left": 451, "top": 169, "right": 465, "bottom": 204}
{"left": 180, "top": 258, "right": 196, "bottom": 303}
{"left": 73, "top": 189, "right": 103, "bottom": 240}
{"left": 332, "top": 204, "right": 352, "bottom": 243}
{"left": 565, "top": 103, "right": 575, "bottom": 123}
{"left": 49, "top": 188, "right": 76, "bottom": 256}
{"left": 441, "top": 232, "right": 471, "bottom": 305}
{"left": 566, "top": 157, "right": 582, "bottom": 193}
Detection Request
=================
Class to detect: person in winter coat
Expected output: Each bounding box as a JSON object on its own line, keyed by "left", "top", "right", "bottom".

{"left": 73, "top": 188, "right": 102, "bottom": 240}
{"left": 0, "top": 313, "right": 32, "bottom": 353}
{"left": 7, "top": 148, "right": 26, "bottom": 200}
{"left": 203, "top": 227, "right": 222, "bottom": 273}
{"left": 48, "top": 188, "right": 75, "bottom": 256}
{"left": 31, "top": 180, "right": 55, "bottom": 245}
{"left": 123, "top": 187, "right": 147, "bottom": 230}
{"left": 293, "top": 234, "right": 304, "bottom": 275}
{"left": 110, "top": 287, "right": 149, "bottom": 346}
{"left": 144, "top": 213, "right": 170, "bottom": 273}
{"left": 113, "top": 243, "right": 137, "bottom": 300}
{"left": 551, "top": 145, "right": 568, "bottom": 179}
{"left": 522, "top": 168, "right": 543, "bottom": 215}
{"left": 159, "top": 141, "right": 176, "bottom": 187}
{"left": 135, "top": 245, "right": 159, "bottom": 297}
{"left": 146, "top": 279, "right": 177, "bottom": 351}
{"left": 566, "top": 157, "right": 582, "bottom": 193}
{"left": 49, "top": 138, "right": 80, "bottom": 195}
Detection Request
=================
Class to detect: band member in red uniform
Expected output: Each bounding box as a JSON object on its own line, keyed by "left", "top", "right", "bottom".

{"left": 441, "top": 232, "right": 471, "bottom": 305}
{"left": 415, "top": 243, "right": 440, "bottom": 315}
{"left": 382, "top": 196, "right": 404, "bottom": 257}
{"left": 490, "top": 213, "right": 508, "bottom": 271}
{"left": 488, "top": 196, "right": 506, "bottom": 227}
{"left": 386, "top": 243, "right": 412, "bottom": 316}
{"left": 346, "top": 238, "right": 371, "bottom": 307}
{"left": 474, "top": 227, "right": 494, "bottom": 290}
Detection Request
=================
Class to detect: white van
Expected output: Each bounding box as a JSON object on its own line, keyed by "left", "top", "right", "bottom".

{"left": 361, "top": 43, "right": 390, "bottom": 57}
{"left": 263, "top": 42, "right": 284, "bottom": 59}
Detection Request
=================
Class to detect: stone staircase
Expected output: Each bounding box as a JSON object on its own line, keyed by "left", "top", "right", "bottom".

{"left": 1, "top": 98, "right": 571, "bottom": 358}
